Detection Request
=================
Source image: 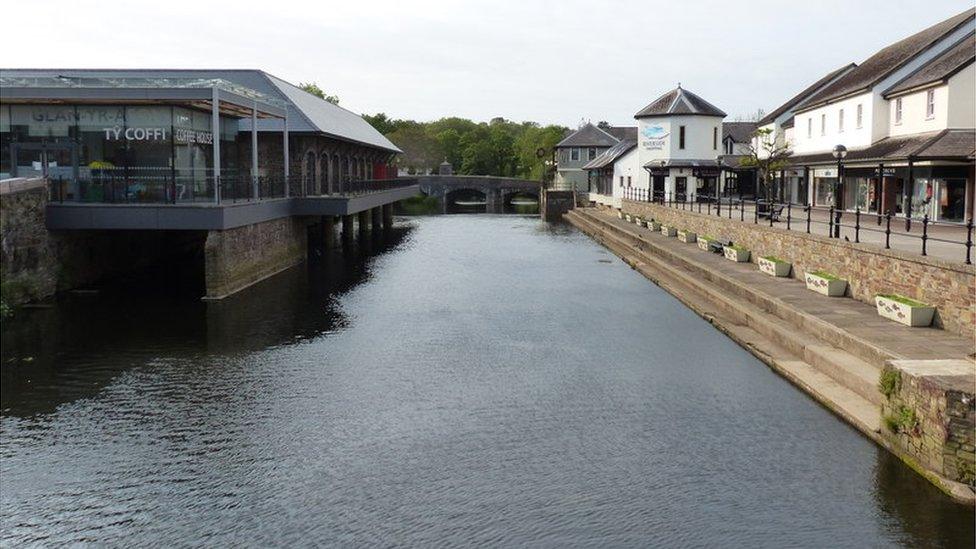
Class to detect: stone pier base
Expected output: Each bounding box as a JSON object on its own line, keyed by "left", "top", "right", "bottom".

{"left": 371, "top": 207, "right": 382, "bottom": 232}
{"left": 382, "top": 204, "right": 393, "bottom": 229}
{"left": 203, "top": 216, "right": 307, "bottom": 300}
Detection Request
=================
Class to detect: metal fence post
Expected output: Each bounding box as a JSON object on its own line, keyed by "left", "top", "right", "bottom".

{"left": 828, "top": 205, "right": 834, "bottom": 237}
{"left": 754, "top": 196, "right": 759, "bottom": 224}
{"left": 786, "top": 202, "right": 792, "bottom": 231}
{"left": 921, "top": 214, "right": 929, "bottom": 256}
{"left": 966, "top": 218, "right": 973, "bottom": 265}
{"left": 854, "top": 207, "right": 860, "bottom": 243}
{"left": 885, "top": 210, "right": 892, "bottom": 249}
{"left": 805, "top": 206, "right": 811, "bottom": 233}
{"left": 769, "top": 198, "right": 774, "bottom": 227}
{"left": 833, "top": 208, "right": 842, "bottom": 239}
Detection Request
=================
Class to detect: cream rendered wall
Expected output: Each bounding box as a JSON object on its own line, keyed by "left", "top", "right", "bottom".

{"left": 637, "top": 114, "right": 724, "bottom": 198}
{"left": 793, "top": 18, "right": 974, "bottom": 154}
{"left": 889, "top": 85, "right": 949, "bottom": 136}
{"left": 947, "top": 62, "right": 976, "bottom": 128}
{"left": 611, "top": 147, "right": 639, "bottom": 200}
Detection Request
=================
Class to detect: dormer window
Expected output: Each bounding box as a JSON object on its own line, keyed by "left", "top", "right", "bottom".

{"left": 925, "top": 90, "right": 935, "bottom": 119}
{"left": 588, "top": 147, "right": 597, "bottom": 160}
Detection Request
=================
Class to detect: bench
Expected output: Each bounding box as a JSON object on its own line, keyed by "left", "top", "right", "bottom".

{"left": 757, "top": 204, "right": 785, "bottom": 222}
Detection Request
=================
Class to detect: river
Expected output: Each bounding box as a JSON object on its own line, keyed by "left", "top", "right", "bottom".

{"left": 1, "top": 215, "right": 972, "bottom": 547}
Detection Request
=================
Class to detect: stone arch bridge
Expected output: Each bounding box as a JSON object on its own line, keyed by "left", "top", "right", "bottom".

{"left": 414, "top": 175, "right": 541, "bottom": 213}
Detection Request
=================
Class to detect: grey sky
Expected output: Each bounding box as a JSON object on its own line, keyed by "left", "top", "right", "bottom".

{"left": 6, "top": 0, "right": 973, "bottom": 127}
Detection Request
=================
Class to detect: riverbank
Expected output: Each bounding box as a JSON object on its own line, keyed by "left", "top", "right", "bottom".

{"left": 566, "top": 207, "right": 976, "bottom": 503}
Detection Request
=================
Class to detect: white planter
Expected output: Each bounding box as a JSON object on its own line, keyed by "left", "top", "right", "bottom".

{"left": 697, "top": 237, "right": 711, "bottom": 251}
{"left": 875, "top": 295, "right": 935, "bottom": 327}
{"left": 618, "top": 211, "right": 624, "bottom": 219}
{"left": 634, "top": 217, "right": 644, "bottom": 226}
{"left": 661, "top": 225, "right": 677, "bottom": 237}
{"left": 677, "top": 229, "right": 697, "bottom": 243}
{"left": 723, "top": 246, "right": 750, "bottom": 262}
{"left": 758, "top": 256, "right": 791, "bottom": 277}
{"left": 625, "top": 214, "right": 632, "bottom": 222}
{"left": 804, "top": 272, "right": 847, "bottom": 297}
{"left": 649, "top": 221, "right": 662, "bottom": 231}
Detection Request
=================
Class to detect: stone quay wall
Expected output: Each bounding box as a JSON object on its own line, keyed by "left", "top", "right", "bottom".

{"left": 881, "top": 361, "right": 975, "bottom": 488}
{"left": 204, "top": 216, "right": 307, "bottom": 299}
{"left": 621, "top": 200, "right": 976, "bottom": 337}
{"left": 1, "top": 179, "right": 58, "bottom": 308}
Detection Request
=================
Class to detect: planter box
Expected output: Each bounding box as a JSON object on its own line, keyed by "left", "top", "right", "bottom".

{"left": 804, "top": 272, "right": 847, "bottom": 297}
{"left": 758, "top": 256, "right": 791, "bottom": 277}
{"left": 697, "top": 237, "right": 711, "bottom": 251}
{"left": 661, "top": 225, "right": 677, "bottom": 237}
{"left": 617, "top": 211, "right": 624, "bottom": 219}
{"left": 649, "top": 221, "right": 662, "bottom": 231}
{"left": 625, "top": 214, "right": 632, "bottom": 222}
{"left": 876, "top": 295, "right": 935, "bottom": 327}
{"left": 634, "top": 217, "right": 644, "bottom": 226}
{"left": 677, "top": 229, "right": 697, "bottom": 243}
{"left": 723, "top": 246, "right": 750, "bottom": 262}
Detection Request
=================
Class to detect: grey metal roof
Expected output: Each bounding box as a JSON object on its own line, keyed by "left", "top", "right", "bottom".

{"left": 0, "top": 68, "right": 400, "bottom": 153}
{"left": 634, "top": 87, "right": 726, "bottom": 119}
{"left": 883, "top": 32, "right": 975, "bottom": 97}
{"left": 722, "top": 122, "right": 757, "bottom": 143}
{"left": 796, "top": 8, "right": 975, "bottom": 111}
{"left": 556, "top": 123, "right": 620, "bottom": 148}
{"left": 582, "top": 139, "right": 636, "bottom": 170}
{"left": 606, "top": 126, "right": 638, "bottom": 141}
{"left": 757, "top": 63, "right": 857, "bottom": 126}
{"left": 787, "top": 129, "right": 975, "bottom": 164}
{"left": 643, "top": 159, "right": 722, "bottom": 169}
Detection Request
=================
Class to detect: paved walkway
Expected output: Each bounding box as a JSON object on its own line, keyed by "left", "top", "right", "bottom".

{"left": 632, "top": 200, "right": 973, "bottom": 264}
{"left": 593, "top": 208, "right": 976, "bottom": 362}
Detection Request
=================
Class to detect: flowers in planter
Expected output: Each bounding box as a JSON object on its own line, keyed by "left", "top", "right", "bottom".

{"left": 758, "top": 255, "right": 791, "bottom": 277}
{"left": 661, "top": 225, "right": 677, "bottom": 237}
{"left": 625, "top": 213, "right": 633, "bottom": 222}
{"left": 677, "top": 229, "right": 697, "bottom": 243}
{"left": 634, "top": 215, "right": 645, "bottom": 226}
{"left": 723, "top": 244, "right": 750, "bottom": 262}
{"left": 875, "top": 294, "right": 935, "bottom": 327}
{"left": 804, "top": 270, "right": 847, "bottom": 297}
{"left": 697, "top": 235, "right": 714, "bottom": 251}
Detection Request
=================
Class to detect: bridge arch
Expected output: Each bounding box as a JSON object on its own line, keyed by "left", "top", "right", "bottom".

{"left": 445, "top": 188, "right": 487, "bottom": 214}
{"left": 502, "top": 189, "right": 540, "bottom": 214}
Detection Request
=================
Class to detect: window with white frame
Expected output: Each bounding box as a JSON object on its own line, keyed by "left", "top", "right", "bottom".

{"left": 821, "top": 114, "right": 826, "bottom": 136}
{"left": 926, "top": 90, "right": 935, "bottom": 119}
{"left": 838, "top": 108, "right": 844, "bottom": 133}
{"left": 856, "top": 104, "right": 863, "bottom": 128}
{"left": 570, "top": 147, "right": 580, "bottom": 161}
{"left": 895, "top": 98, "right": 903, "bottom": 124}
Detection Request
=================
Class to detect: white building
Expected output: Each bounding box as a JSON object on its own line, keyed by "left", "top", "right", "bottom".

{"left": 633, "top": 86, "right": 727, "bottom": 202}
{"left": 581, "top": 139, "right": 638, "bottom": 208}
{"left": 785, "top": 8, "right": 975, "bottom": 223}
{"left": 554, "top": 123, "right": 635, "bottom": 191}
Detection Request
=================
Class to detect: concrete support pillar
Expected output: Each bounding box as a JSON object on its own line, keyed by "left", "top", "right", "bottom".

{"left": 357, "top": 210, "right": 370, "bottom": 234}
{"left": 382, "top": 203, "right": 393, "bottom": 230}
{"left": 321, "top": 215, "right": 335, "bottom": 249}
{"left": 370, "top": 207, "right": 382, "bottom": 232}
{"left": 341, "top": 214, "right": 355, "bottom": 242}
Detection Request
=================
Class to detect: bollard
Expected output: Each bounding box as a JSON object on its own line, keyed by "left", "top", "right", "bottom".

{"left": 884, "top": 210, "right": 892, "bottom": 249}
{"left": 921, "top": 214, "right": 929, "bottom": 256}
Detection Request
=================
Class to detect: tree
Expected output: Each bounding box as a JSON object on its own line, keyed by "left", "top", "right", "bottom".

{"left": 739, "top": 128, "right": 792, "bottom": 202}
{"left": 596, "top": 120, "right": 612, "bottom": 131}
{"left": 298, "top": 82, "right": 339, "bottom": 105}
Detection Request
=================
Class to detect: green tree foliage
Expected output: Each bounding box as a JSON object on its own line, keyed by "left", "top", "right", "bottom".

{"left": 361, "top": 113, "right": 568, "bottom": 177}
{"left": 298, "top": 82, "right": 340, "bottom": 105}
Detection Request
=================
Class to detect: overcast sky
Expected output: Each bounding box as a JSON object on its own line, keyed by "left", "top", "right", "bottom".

{"left": 5, "top": 0, "right": 973, "bottom": 127}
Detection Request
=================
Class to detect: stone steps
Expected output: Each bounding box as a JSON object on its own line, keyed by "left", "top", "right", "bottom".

{"left": 576, "top": 209, "right": 897, "bottom": 370}
{"left": 566, "top": 209, "right": 883, "bottom": 433}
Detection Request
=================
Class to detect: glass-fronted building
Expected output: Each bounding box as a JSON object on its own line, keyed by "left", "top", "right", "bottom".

{"left": 0, "top": 75, "right": 287, "bottom": 203}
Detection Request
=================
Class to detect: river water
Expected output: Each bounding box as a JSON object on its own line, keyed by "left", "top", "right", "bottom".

{"left": 1, "top": 215, "right": 972, "bottom": 547}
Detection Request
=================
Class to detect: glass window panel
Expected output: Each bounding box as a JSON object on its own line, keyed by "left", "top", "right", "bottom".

{"left": 125, "top": 106, "right": 173, "bottom": 182}
{"left": 10, "top": 105, "right": 75, "bottom": 139}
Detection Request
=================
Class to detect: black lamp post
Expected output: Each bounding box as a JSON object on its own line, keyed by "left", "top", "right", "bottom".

{"left": 832, "top": 144, "right": 848, "bottom": 237}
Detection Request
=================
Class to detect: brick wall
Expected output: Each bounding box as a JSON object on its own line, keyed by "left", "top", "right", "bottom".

{"left": 621, "top": 200, "right": 976, "bottom": 336}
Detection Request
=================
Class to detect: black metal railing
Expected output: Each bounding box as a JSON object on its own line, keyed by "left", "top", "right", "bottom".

{"left": 48, "top": 174, "right": 418, "bottom": 205}
{"left": 620, "top": 188, "right": 974, "bottom": 264}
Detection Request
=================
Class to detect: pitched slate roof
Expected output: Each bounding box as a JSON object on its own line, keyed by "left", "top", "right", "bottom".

{"left": 606, "top": 126, "right": 638, "bottom": 141}
{"left": 757, "top": 63, "right": 857, "bottom": 126}
{"left": 0, "top": 68, "right": 401, "bottom": 153}
{"left": 722, "top": 122, "right": 757, "bottom": 143}
{"left": 796, "top": 8, "right": 975, "bottom": 111}
{"left": 883, "top": 32, "right": 976, "bottom": 97}
{"left": 788, "top": 129, "right": 975, "bottom": 164}
{"left": 634, "top": 86, "right": 726, "bottom": 119}
{"left": 556, "top": 122, "right": 620, "bottom": 148}
{"left": 582, "top": 140, "right": 637, "bottom": 170}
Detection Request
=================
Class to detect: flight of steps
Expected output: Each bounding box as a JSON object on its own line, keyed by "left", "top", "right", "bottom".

{"left": 567, "top": 208, "right": 889, "bottom": 437}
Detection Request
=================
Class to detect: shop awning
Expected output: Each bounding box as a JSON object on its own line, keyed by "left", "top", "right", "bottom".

{"left": 788, "top": 129, "right": 976, "bottom": 166}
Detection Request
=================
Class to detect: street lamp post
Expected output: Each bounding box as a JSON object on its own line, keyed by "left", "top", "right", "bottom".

{"left": 832, "top": 144, "right": 848, "bottom": 238}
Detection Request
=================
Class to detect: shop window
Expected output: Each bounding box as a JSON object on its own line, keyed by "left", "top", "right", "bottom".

{"left": 925, "top": 90, "right": 935, "bottom": 119}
